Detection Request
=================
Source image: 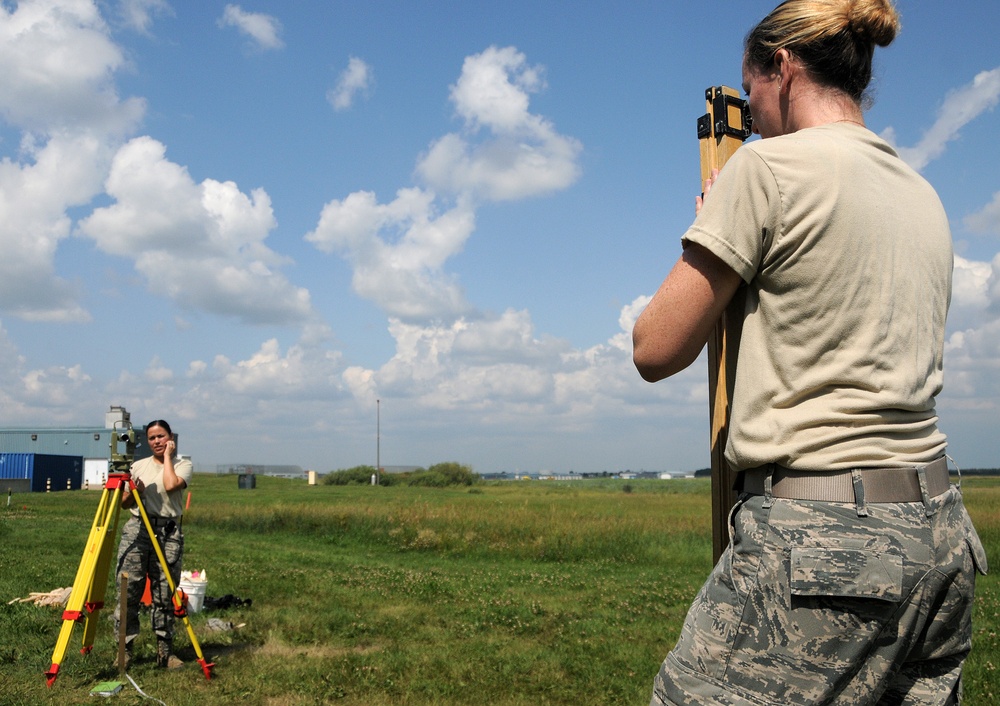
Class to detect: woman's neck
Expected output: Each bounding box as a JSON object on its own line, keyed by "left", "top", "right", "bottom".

{"left": 789, "top": 83, "right": 864, "bottom": 131}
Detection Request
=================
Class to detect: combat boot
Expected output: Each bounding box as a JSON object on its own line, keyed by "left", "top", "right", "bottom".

{"left": 156, "top": 639, "right": 183, "bottom": 669}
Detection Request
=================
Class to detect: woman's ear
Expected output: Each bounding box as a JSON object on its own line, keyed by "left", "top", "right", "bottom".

{"left": 773, "top": 48, "right": 793, "bottom": 93}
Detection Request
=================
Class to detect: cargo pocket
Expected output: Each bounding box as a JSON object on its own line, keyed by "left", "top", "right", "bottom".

{"left": 723, "top": 538, "right": 905, "bottom": 701}
{"left": 964, "top": 512, "right": 989, "bottom": 576}
{"left": 790, "top": 546, "right": 903, "bottom": 602}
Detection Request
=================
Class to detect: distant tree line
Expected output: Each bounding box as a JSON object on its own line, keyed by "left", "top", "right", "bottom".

{"left": 322, "top": 462, "right": 479, "bottom": 487}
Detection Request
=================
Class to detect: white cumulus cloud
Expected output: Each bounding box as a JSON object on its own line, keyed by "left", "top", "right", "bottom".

{"left": 308, "top": 46, "right": 582, "bottom": 323}
{"left": 940, "top": 252, "right": 1000, "bottom": 412}
{"left": 965, "top": 191, "right": 1000, "bottom": 236}
{"left": 306, "top": 188, "right": 475, "bottom": 321}
{"left": 214, "top": 338, "right": 344, "bottom": 398}
{"left": 77, "top": 136, "right": 313, "bottom": 325}
{"left": 117, "top": 0, "right": 172, "bottom": 34}
{"left": 218, "top": 4, "right": 283, "bottom": 51}
{"left": 328, "top": 57, "right": 373, "bottom": 111}
{"left": 416, "top": 45, "right": 582, "bottom": 201}
{"left": 0, "top": 320, "right": 94, "bottom": 420}
{"left": 952, "top": 255, "right": 993, "bottom": 311}
{"left": 0, "top": 0, "right": 145, "bottom": 321}
{"left": 0, "top": 133, "right": 112, "bottom": 321}
{"left": 0, "top": 0, "right": 144, "bottom": 134}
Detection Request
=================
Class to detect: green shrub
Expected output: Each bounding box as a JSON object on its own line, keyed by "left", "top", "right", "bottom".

{"left": 434, "top": 462, "right": 477, "bottom": 485}
{"left": 324, "top": 463, "right": 477, "bottom": 488}
{"left": 405, "top": 462, "right": 478, "bottom": 487}
{"left": 322, "top": 465, "right": 379, "bottom": 485}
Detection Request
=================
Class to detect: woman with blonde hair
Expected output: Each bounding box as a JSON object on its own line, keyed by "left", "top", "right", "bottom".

{"left": 634, "top": 1, "right": 987, "bottom": 702}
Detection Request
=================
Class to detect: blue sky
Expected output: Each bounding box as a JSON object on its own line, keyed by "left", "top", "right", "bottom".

{"left": 1, "top": 0, "right": 999, "bottom": 474}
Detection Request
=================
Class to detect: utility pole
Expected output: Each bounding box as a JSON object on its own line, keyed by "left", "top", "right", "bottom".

{"left": 376, "top": 398, "right": 380, "bottom": 486}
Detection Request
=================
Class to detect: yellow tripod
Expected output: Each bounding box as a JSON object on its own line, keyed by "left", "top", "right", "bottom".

{"left": 45, "top": 423, "right": 213, "bottom": 686}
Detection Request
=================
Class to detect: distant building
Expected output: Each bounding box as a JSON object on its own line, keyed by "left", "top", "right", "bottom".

{"left": 0, "top": 406, "right": 179, "bottom": 491}
{"left": 215, "top": 464, "right": 305, "bottom": 479}
{"left": 0, "top": 454, "right": 82, "bottom": 493}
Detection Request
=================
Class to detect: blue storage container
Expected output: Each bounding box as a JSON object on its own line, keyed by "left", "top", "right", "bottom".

{"left": 0, "top": 453, "right": 83, "bottom": 492}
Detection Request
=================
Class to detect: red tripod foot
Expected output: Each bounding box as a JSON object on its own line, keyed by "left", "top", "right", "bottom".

{"left": 198, "top": 658, "right": 215, "bottom": 680}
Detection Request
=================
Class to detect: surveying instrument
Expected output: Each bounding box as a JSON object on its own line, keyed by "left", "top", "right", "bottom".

{"left": 45, "top": 419, "right": 213, "bottom": 686}
{"left": 697, "top": 86, "right": 752, "bottom": 562}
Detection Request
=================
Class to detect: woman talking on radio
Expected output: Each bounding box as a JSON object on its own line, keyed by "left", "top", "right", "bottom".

{"left": 113, "top": 419, "right": 193, "bottom": 670}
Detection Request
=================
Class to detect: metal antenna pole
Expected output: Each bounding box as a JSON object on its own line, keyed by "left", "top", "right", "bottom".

{"left": 376, "top": 399, "right": 380, "bottom": 485}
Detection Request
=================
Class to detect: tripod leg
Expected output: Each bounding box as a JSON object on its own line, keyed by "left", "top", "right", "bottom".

{"left": 80, "top": 491, "right": 126, "bottom": 653}
{"left": 46, "top": 482, "right": 124, "bottom": 687}
{"left": 132, "top": 491, "right": 214, "bottom": 680}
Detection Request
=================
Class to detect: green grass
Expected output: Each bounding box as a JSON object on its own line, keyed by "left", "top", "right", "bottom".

{"left": 0, "top": 475, "right": 997, "bottom": 705}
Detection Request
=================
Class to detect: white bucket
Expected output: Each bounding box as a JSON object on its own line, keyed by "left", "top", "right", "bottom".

{"left": 179, "top": 571, "right": 207, "bottom": 613}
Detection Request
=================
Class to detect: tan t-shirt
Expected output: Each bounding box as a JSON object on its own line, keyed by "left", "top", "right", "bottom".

{"left": 683, "top": 123, "right": 951, "bottom": 470}
{"left": 129, "top": 455, "right": 193, "bottom": 518}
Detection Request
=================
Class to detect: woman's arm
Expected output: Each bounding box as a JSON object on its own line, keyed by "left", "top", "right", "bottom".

{"left": 160, "top": 439, "right": 187, "bottom": 493}
{"left": 632, "top": 242, "right": 743, "bottom": 382}
{"left": 121, "top": 477, "right": 145, "bottom": 508}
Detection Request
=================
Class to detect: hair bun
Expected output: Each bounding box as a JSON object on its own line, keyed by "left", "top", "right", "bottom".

{"left": 847, "top": 0, "right": 900, "bottom": 47}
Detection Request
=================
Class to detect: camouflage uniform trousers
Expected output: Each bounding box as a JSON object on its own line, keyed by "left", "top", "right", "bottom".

{"left": 650, "top": 484, "right": 988, "bottom": 705}
{"left": 113, "top": 515, "right": 185, "bottom": 646}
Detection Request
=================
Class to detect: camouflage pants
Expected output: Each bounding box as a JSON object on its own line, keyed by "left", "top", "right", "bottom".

{"left": 113, "top": 515, "right": 184, "bottom": 645}
{"left": 650, "top": 484, "right": 988, "bottom": 705}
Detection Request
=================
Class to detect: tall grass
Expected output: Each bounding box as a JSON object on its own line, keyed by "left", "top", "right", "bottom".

{"left": 0, "top": 475, "right": 996, "bottom": 705}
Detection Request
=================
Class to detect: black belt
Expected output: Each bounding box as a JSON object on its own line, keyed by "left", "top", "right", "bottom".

{"left": 739, "top": 457, "right": 950, "bottom": 503}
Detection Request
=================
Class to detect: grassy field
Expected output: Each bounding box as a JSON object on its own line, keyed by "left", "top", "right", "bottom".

{"left": 0, "top": 474, "right": 997, "bottom": 705}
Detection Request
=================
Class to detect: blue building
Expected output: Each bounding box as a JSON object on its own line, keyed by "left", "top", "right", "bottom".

{"left": 0, "top": 406, "right": 162, "bottom": 492}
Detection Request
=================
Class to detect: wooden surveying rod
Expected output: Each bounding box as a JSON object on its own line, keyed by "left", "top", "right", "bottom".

{"left": 696, "top": 86, "right": 752, "bottom": 562}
